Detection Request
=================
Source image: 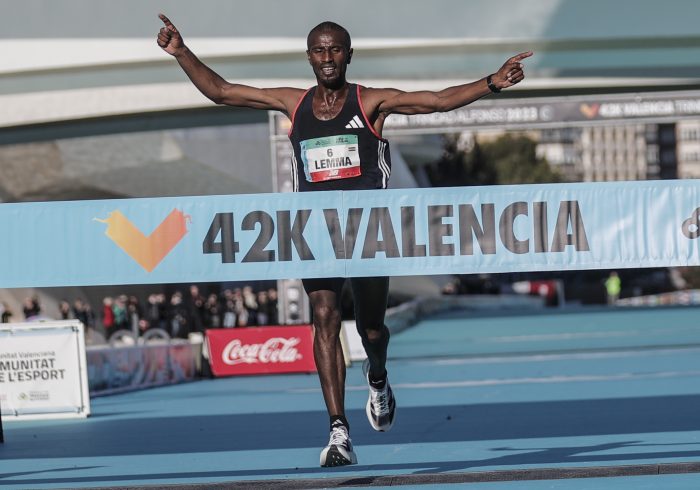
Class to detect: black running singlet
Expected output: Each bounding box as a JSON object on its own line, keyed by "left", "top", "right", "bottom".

{"left": 288, "top": 84, "right": 392, "bottom": 192}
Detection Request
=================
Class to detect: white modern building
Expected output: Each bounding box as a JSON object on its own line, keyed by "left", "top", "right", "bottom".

{"left": 677, "top": 120, "right": 700, "bottom": 178}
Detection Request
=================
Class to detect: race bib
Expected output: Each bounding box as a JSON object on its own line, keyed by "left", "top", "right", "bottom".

{"left": 301, "top": 135, "right": 361, "bottom": 183}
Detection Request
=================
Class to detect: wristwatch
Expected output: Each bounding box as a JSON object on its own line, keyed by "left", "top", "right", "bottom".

{"left": 486, "top": 74, "right": 501, "bottom": 93}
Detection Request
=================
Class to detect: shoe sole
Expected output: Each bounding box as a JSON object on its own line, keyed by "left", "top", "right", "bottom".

{"left": 320, "top": 445, "right": 358, "bottom": 467}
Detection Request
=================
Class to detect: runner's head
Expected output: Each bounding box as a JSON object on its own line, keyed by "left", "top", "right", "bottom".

{"left": 307, "top": 22, "right": 353, "bottom": 88}
{"left": 307, "top": 22, "right": 351, "bottom": 51}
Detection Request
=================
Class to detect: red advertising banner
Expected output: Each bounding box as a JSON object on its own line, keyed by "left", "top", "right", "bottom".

{"left": 206, "top": 326, "right": 316, "bottom": 377}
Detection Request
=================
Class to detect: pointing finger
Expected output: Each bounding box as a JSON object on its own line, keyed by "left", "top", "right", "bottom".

{"left": 511, "top": 51, "right": 534, "bottom": 62}
{"left": 159, "top": 13, "right": 174, "bottom": 27}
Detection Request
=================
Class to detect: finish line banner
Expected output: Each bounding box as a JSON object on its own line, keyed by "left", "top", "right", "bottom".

{"left": 1, "top": 180, "right": 700, "bottom": 288}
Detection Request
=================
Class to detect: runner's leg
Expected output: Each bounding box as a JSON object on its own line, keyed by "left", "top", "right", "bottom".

{"left": 304, "top": 278, "right": 346, "bottom": 418}
{"left": 304, "top": 278, "right": 357, "bottom": 466}
{"left": 351, "top": 276, "right": 395, "bottom": 432}
{"left": 350, "top": 276, "right": 390, "bottom": 380}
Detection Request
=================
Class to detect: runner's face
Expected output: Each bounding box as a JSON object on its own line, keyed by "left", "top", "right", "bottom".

{"left": 307, "top": 31, "right": 352, "bottom": 88}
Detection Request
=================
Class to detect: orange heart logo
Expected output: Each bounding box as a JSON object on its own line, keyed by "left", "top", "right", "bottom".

{"left": 95, "top": 209, "right": 190, "bottom": 272}
{"left": 579, "top": 103, "right": 600, "bottom": 119}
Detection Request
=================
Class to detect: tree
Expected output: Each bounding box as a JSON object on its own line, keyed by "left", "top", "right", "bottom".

{"left": 427, "top": 133, "right": 561, "bottom": 187}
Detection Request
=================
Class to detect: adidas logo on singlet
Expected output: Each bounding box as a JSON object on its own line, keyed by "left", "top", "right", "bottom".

{"left": 345, "top": 115, "right": 365, "bottom": 129}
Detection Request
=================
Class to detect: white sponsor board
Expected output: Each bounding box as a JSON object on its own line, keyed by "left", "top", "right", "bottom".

{"left": 0, "top": 321, "right": 90, "bottom": 420}
{"left": 341, "top": 320, "right": 367, "bottom": 362}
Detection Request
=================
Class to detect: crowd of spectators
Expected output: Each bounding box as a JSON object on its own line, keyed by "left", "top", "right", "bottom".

{"left": 9, "top": 285, "right": 279, "bottom": 340}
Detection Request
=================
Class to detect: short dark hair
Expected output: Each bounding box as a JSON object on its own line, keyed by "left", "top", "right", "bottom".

{"left": 307, "top": 21, "right": 351, "bottom": 50}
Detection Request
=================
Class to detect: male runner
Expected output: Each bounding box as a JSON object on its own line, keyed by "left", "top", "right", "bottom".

{"left": 157, "top": 14, "right": 531, "bottom": 467}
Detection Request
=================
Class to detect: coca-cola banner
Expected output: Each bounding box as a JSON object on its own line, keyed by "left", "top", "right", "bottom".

{"left": 206, "top": 326, "right": 316, "bottom": 377}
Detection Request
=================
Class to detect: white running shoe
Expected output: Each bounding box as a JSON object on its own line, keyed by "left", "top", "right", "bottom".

{"left": 319, "top": 423, "right": 357, "bottom": 467}
{"left": 363, "top": 358, "right": 396, "bottom": 432}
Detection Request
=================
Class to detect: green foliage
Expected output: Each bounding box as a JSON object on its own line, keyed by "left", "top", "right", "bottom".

{"left": 427, "top": 133, "right": 561, "bottom": 187}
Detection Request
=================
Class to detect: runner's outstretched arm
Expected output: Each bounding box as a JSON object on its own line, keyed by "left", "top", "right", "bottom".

{"left": 157, "top": 14, "right": 302, "bottom": 115}
{"left": 371, "top": 51, "right": 533, "bottom": 116}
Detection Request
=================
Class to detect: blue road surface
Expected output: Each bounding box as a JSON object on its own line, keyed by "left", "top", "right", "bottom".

{"left": 1, "top": 305, "right": 700, "bottom": 489}
{"left": 394, "top": 473, "right": 700, "bottom": 489}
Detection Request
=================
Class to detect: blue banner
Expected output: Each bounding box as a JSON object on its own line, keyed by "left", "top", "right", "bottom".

{"left": 1, "top": 180, "right": 699, "bottom": 287}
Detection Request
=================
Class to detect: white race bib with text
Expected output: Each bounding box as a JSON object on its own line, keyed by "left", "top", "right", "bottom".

{"left": 301, "top": 135, "right": 361, "bottom": 182}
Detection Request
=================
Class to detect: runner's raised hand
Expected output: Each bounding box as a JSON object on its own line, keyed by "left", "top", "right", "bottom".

{"left": 157, "top": 13, "right": 185, "bottom": 56}
{"left": 492, "top": 51, "right": 533, "bottom": 90}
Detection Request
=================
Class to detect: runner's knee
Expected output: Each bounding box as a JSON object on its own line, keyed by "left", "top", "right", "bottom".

{"left": 361, "top": 324, "right": 388, "bottom": 343}
{"left": 313, "top": 304, "right": 341, "bottom": 330}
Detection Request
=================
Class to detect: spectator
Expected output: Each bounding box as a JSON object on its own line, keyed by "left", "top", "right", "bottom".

{"left": 22, "top": 296, "right": 41, "bottom": 320}
{"left": 138, "top": 317, "right": 150, "bottom": 336}
{"left": 59, "top": 300, "right": 72, "bottom": 320}
{"left": 222, "top": 299, "right": 237, "bottom": 328}
{"left": 0, "top": 302, "right": 12, "bottom": 323}
{"left": 204, "top": 293, "right": 222, "bottom": 329}
{"left": 256, "top": 290, "right": 270, "bottom": 326}
{"left": 234, "top": 298, "right": 249, "bottom": 327}
{"left": 145, "top": 293, "right": 166, "bottom": 331}
{"left": 83, "top": 302, "right": 96, "bottom": 329}
{"left": 187, "top": 284, "right": 206, "bottom": 333}
{"left": 232, "top": 288, "right": 243, "bottom": 301}
{"left": 242, "top": 286, "right": 258, "bottom": 325}
{"left": 112, "top": 295, "right": 129, "bottom": 331}
{"left": 156, "top": 294, "right": 167, "bottom": 325}
{"left": 102, "top": 297, "right": 115, "bottom": 338}
{"left": 267, "top": 288, "right": 279, "bottom": 325}
{"left": 127, "top": 295, "right": 143, "bottom": 337}
{"left": 73, "top": 298, "right": 94, "bottom": 328}
{"left": 605, "top": 271, "right": 621, "bottom": 305}
{"left": 167, "top": 291, "right": 190, "bottom": 338}
{"left": 441, "top": 280, "right": 459, "bottom": 295}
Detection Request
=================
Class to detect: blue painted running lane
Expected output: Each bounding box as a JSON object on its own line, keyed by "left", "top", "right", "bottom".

{"left": 1, "top": 306, "right": 700, "bottom": 489}
{"left": 397, "top": 473, "right": 700, "bottom": 489}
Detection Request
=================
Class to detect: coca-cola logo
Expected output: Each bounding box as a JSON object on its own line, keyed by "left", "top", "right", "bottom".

{"left": 221, "top": 337, "right": 303, "bottom": 365}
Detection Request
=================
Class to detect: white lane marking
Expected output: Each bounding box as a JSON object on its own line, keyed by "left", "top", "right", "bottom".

{"left": 287, "top": 370, "right": 700, "bottom": 393}
{"left": 489, "top": 331, "right": 633, "bottom": 342}
{"left": 487, "top": 325, "right": 700, "bottom": 343}
{"left": 426, "top": 346, "right": 700, "bottom": 366}
{"left": 383, "top": 370, "right": 700, "bottom": 390}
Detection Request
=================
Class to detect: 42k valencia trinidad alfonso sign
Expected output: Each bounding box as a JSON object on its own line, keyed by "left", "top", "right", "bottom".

{"left": 0, "top": 181, "right": 699, "bottom": 288}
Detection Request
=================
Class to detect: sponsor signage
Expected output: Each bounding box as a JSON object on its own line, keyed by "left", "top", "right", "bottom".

{"left": 340, "top": 320, "right": 367, "bottom": 362}
{"left": 383, "top": 90, "right": 700, "bottom": 132}
{"left": 1, "top": 180, "right": 700, "bottom": 287}
{"left": 0, "top": 321, "right": 90, "bottom": 420}
{"left": 86, "top": 343, "right": 198, "bottom": 396}
{"left": 206, "top": 326, "right": 316, "bottom": 376}
{"left": 271, "top": 90, "right": 700, "bottom": 135}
